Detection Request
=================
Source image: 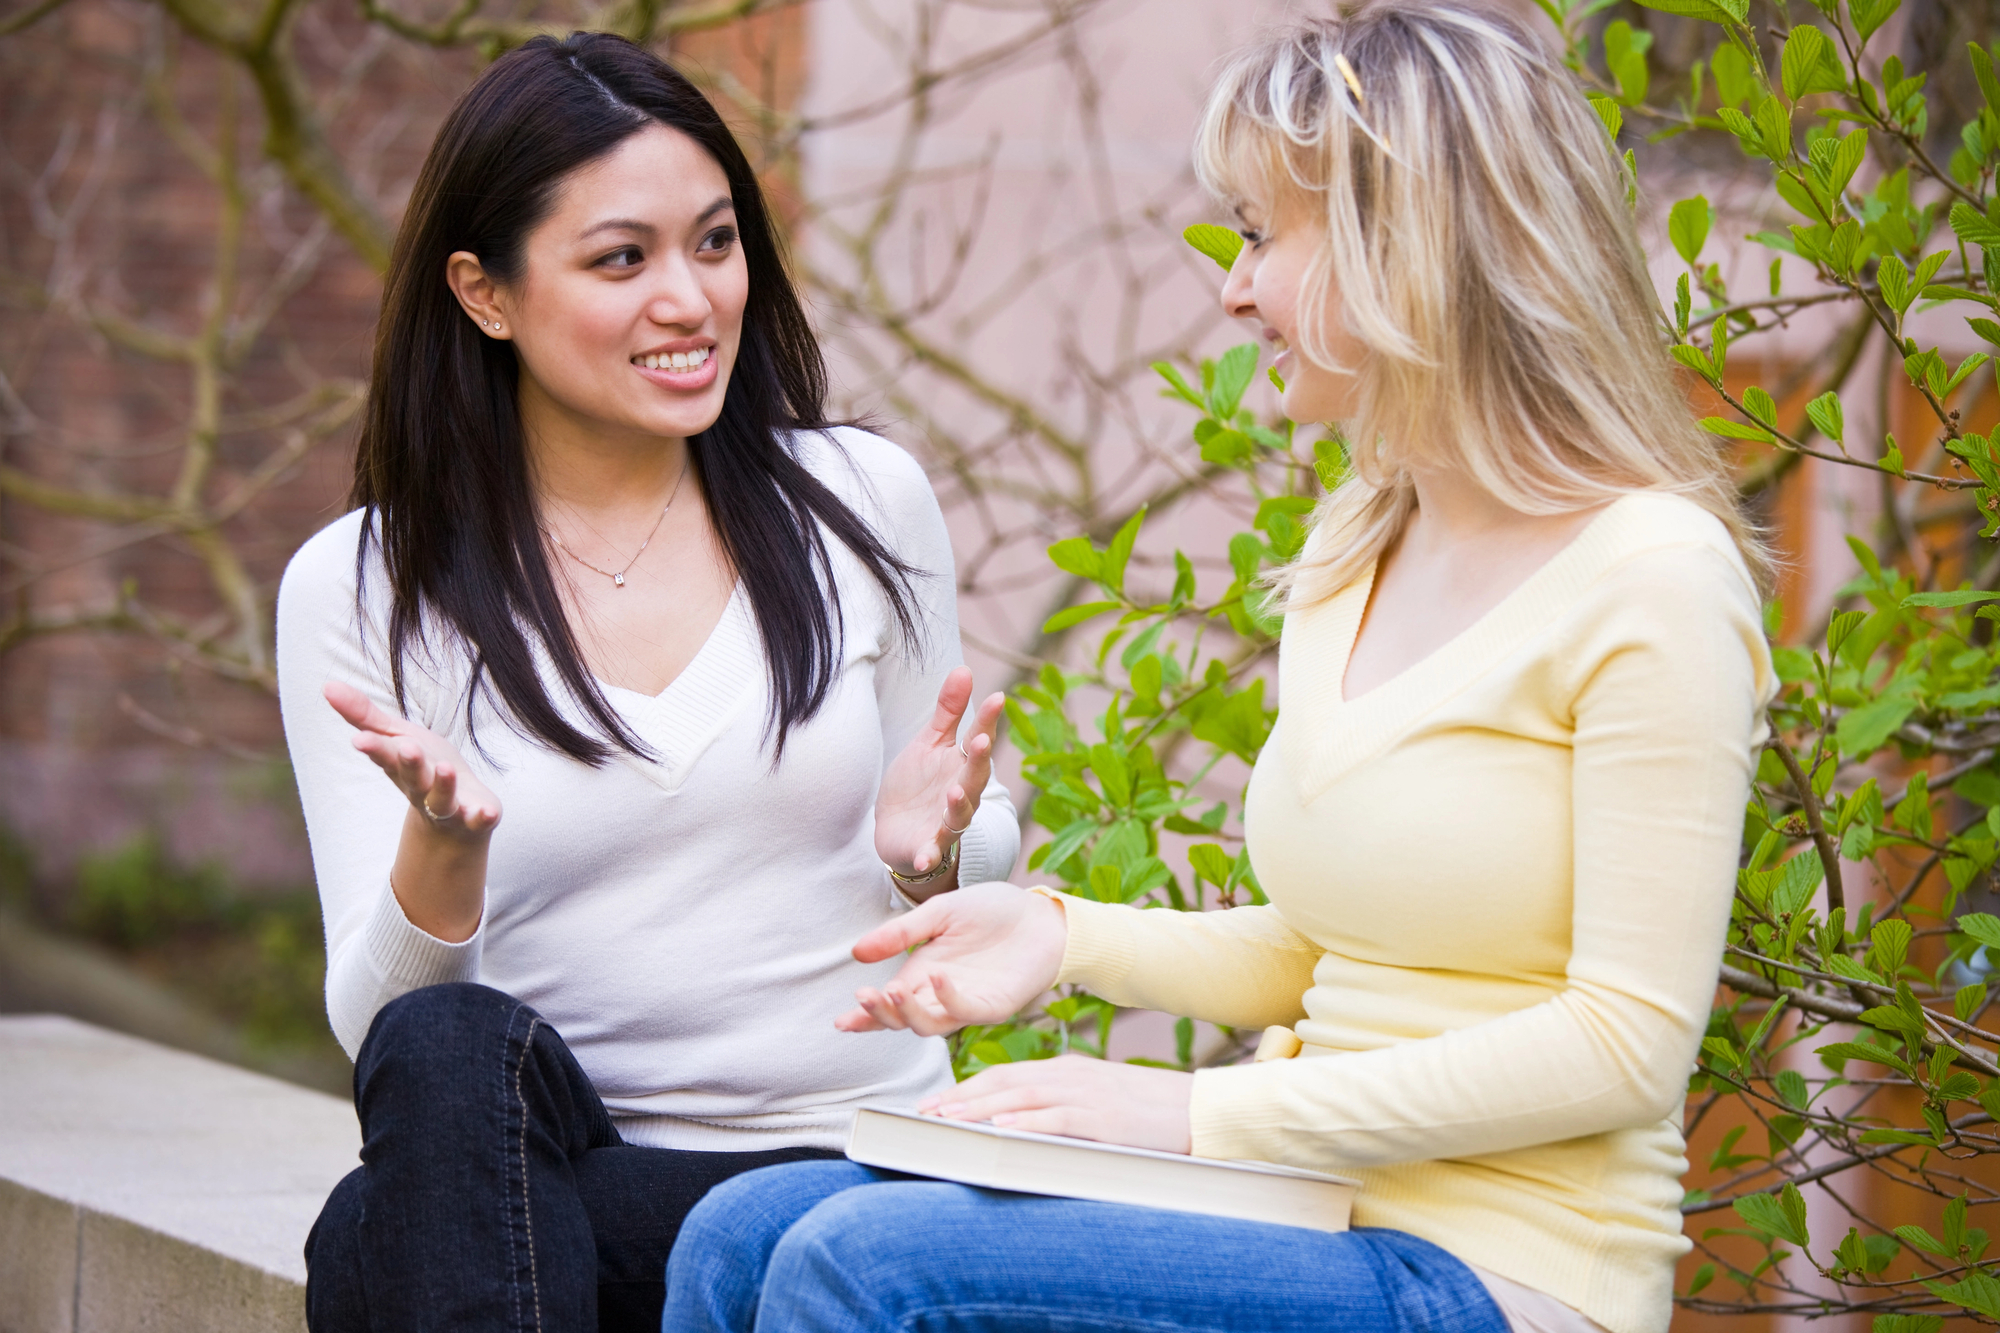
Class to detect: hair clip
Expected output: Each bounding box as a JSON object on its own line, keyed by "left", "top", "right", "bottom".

{"left": 1334, "top": 53, "right": 1365, "bottom": 105}
{"left": 1332, "top": 51, "right": 1391, "bottom": 153}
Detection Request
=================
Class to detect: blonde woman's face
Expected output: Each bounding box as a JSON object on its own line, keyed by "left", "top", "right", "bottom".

{"left": 1220, "top": 195, "right": 1356, "bottom": 425}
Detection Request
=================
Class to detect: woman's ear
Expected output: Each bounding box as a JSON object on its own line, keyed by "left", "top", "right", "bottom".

{"left": 446, "top": 251, "right": 510, "bottom": 340}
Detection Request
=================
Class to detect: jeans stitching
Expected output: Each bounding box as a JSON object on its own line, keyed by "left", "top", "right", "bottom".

{"left": 506, "top": 1008, "right": 545, "bottom": 1333}
{"left": 896, "top": 1304, "right": 1230, "bottom": 1332}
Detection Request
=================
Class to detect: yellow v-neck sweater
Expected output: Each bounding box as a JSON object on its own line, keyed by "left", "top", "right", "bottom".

{"left": 1052, "top": 493, "right": 1773, "bottom": 1333}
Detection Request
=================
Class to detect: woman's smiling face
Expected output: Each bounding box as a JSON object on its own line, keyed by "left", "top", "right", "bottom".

{"left": 461, "top": 123, "right": 749, "bottom": 446}
{"left": 1218, "top": 192, "right": 1359, "bottom": 426}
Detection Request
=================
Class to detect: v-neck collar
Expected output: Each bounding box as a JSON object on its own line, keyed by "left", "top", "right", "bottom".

{"left": 599, "top": 581, "right": 761, "bottom": 794}
{"left": 1277, "top": 495, "right": 1641, "bottom": 802}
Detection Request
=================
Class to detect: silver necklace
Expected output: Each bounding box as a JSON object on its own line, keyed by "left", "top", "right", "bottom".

{"left": 545, "top": 463, "right": 687, "bottom": 588}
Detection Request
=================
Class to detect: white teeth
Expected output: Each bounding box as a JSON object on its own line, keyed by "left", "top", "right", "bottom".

{"left": 633, "top": 348, "right": 711, "bottom": 371}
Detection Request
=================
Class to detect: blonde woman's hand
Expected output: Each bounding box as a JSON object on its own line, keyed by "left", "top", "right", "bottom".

{"left": 324, "top": 680, "right": 501, "bottom": 839}
{"left": 919, "top": 1054, "right": 1194, "bottom": 1154}
{"left": 835, "top": 882, "right": 1066, "bottom": 1036}
{"left": 874, "top": 667, "right": 1004, "bottom": 891}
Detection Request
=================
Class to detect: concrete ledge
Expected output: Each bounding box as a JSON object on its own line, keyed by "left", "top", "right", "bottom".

{"left": 0, "top": 1015, "right": 359, "bottom": 1333}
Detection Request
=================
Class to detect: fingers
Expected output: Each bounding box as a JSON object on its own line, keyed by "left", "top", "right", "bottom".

{"left": 925, "top": 667, "right": 975, "bottom": 743}
{"left": 850, "top": 901, "right": 947, "bottom": 964}
{"left": 425, "top": 764, "right": 459, "bottom": 822}
{"left": 833, "top": 1005, "right": 885, "bottom": 1033}
{"left": 323, "top": 680, "right": 406, "bottom": 737}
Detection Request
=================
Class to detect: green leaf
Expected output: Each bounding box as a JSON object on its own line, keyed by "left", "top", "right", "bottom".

{"left": 1046, "top": 537, "right": 1104, "bottom": 582}
{"left": 1829, "top": 127, "right": 1868, "bottom": 196}
{"left": 1669, "top": 195, "right": 1713, "bottom": 266}
{"left": 1897, "top": 1224, "right": 1952, "bottom": 1256}
{"left": 1039, "top": 818, "right": 1098, "bottom": 873}
{"left": 1207, "top": 344, "right": 1259, "bottom": 419}
{"left": 1782, "top": 24, "right": 1845, "bottom": 101}
{"left": 1974, "top": 43, "right": 2000, "bottom": 118}
{"left": 1957, "top": 911, "right": 2000, "bottom": 950}
{"left": 1042, "top": 601, "right": 1121, "bottom": 633}
{"left": 1904, "top": 588, "right": 2000, "bottom": 607}
{"left": 1872, "top": 918, "right": 1914, "bottom": 976}
{"left": 1632, "top": 0, "right": 1745, "bottom": 23}
{"left": 1971, "top": 318, "right": 2000, "bottom": 348}
{"left": 1818, "top": 1040, "right": 1914, "bottom": 1077}
{"left": 1150, "top": 361, "right": 1206, "bottom": 409}
{"left": 1923, "top": 1272, "right": 2000, "bottom": 1320}
{"left": 1837, "top": 694, "right": 1918, "bottom": 753}
{"left": 1806, "top": 390, "right": 1844, "bottom": 441}
{"left": 1194, "top": 420, "right": 1255, "bottom": 467}
{"left": 1701, "top": 415, "right": 1776, "bottom": 442}
{"left": 1603, "top": 20, "right": 1651, "bottom": 105}
{"left": 1952, "top": 202, "right": 2000, "bottom": 249}
{"left": 1182, "top": 223, "right": 1242, "bottom": 272}
{"left": 1101, "top": 507, "right": 1145, "bottom": 594}
{"left": 1672, "top": 344, "right": 1718, "bottom": 379}
{"left": 1956, "top": 981, "right": 1988, "bottom": 1021}
{"left": 1588, "top": 93, "right": 1624, "bottom": 142}
{"left": 1734, "top": 1184, "right": 1811, "bottom": 1246}
{"left": 1742, "top": 386, "right": 1778, "bottom": 427}
{"left": 1190, "top": 679, "right": 1270, "bottom": 762}
{"left": 1851, "top": 0, "right": 1900, "bottom": 41}
{"left": 1712, "top": 42, "right": 1755, "bottom": 106}
{"left": 1187, "top": 843, "right": 1233, "bottom": 886}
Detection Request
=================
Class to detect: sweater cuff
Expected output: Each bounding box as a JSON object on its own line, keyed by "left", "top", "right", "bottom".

{"left": 361, "top": 879, "right": 484, "bottom": 990}
{"left": 1189, "top": 1061, "right": 1291, "bottom": 1161}
{"left": 1049, "top": 893, "right": 1139, "bottom": 992}
{"left": 956, "top": 815, "right": 997, "bottom": 887}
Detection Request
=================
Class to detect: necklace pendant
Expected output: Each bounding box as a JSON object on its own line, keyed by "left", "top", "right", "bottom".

{"left": 613, "top": 573, "right": 625, "bottom": 587}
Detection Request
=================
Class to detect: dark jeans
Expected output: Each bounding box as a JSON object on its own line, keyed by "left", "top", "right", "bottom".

{"left": 304, "top": 983, "right": 840, "bottom": 1333}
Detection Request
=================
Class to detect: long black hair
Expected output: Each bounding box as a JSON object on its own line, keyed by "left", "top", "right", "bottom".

{"left": 354, "top": 32, "right": 918, "bottom": 763}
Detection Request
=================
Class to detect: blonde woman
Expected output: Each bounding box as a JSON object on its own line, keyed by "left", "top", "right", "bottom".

{"left": 660, "top": 4, "right": 1772, "bottom": 1332}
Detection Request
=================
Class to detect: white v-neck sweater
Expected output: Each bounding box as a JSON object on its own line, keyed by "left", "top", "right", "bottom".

{"left": 277, "top": 427, "right": 1017, "bottom": 1150}
{"left": 1051, "top": 493, "right": 1773, "bottom": 1333}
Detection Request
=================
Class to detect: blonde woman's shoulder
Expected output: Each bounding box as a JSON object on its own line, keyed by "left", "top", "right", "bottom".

{"left": 1595, "top": 489, "right": 1763, "bottom": 604}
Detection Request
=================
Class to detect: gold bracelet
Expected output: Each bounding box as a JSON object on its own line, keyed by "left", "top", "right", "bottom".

{"left": 886, "top": 838, "right": 959, "bottom": 886}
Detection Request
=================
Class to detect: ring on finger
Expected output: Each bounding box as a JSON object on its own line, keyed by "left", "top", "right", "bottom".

{"left": 943, "top": 818, "right": 970, "bottom": 835}
{"left": 956, "top": 738, "right": 969, "bottom": 759}
{"left": 421, "top": 801, "right": 452, "bottom": 824}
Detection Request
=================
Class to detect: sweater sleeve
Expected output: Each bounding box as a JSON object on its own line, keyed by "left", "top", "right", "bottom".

{"left": 1054, "top": 897, "right": 1320, "bottom": 1030}
{"left": 276, "top": 513, "right": 485, "bottom": 1059}
{"left": 1182, "top": 544, "right": 1771, "bottom": 1170}
{"left": 825, "top": 429, "right": 1019, "bottom": 894}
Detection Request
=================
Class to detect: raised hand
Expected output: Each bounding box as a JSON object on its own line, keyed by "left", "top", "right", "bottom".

{"left": 874, "top": 666, "right": 1004, "bottom": 888}
{"left": 835, "top": 882, "right": 1067, "bottom": 1036}
{"left": 919, "top": 1054, "right": 1194, "bottom": 1154}
{"left": 324, "top": 680, "right": 497, "bottom": 943}
{"left": 324, "top": 680, "right": 502, "bottom": 836}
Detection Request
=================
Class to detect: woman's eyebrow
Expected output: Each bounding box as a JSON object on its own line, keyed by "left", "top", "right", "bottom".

{"left": 577, "top": 218, "right": 657, "bottom": 240}
{"left": 695, "top": 196, "right": 735, "bottom": 224}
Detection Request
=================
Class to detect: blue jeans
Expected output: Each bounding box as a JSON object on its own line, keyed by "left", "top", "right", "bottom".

{"left": 303, "top": 984, "right": 839, "bottom": 1332}
{"left": 662, "top": 1160, "right": 1510, "bottom": 1333}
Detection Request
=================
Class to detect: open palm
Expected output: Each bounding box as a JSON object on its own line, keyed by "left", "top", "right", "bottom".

{"left": 875, "top": 666, "right": 1003, "bottom": 877}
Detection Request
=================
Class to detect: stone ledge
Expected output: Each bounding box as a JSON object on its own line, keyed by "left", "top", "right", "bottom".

{"left": 0, "top": 1015, "right": 358, "bottom": 1333}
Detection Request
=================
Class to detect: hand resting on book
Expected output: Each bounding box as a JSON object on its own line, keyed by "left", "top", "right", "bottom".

{"left": 916, "top": 1054, "right": 1194, "bottom": 1154}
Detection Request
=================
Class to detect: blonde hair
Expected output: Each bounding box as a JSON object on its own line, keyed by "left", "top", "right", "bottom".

{"left": 1195, "top": 0, "right": 1772, "bottom": 604}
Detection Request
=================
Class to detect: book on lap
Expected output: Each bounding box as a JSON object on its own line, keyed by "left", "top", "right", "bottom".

{"left": 844, "top": 1105, "right": 1359, "bottom": 1232}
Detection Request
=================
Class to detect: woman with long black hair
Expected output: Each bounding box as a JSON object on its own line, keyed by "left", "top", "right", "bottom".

{"left": 276, "top": 32, "right": 1016, "bottom": 1330}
